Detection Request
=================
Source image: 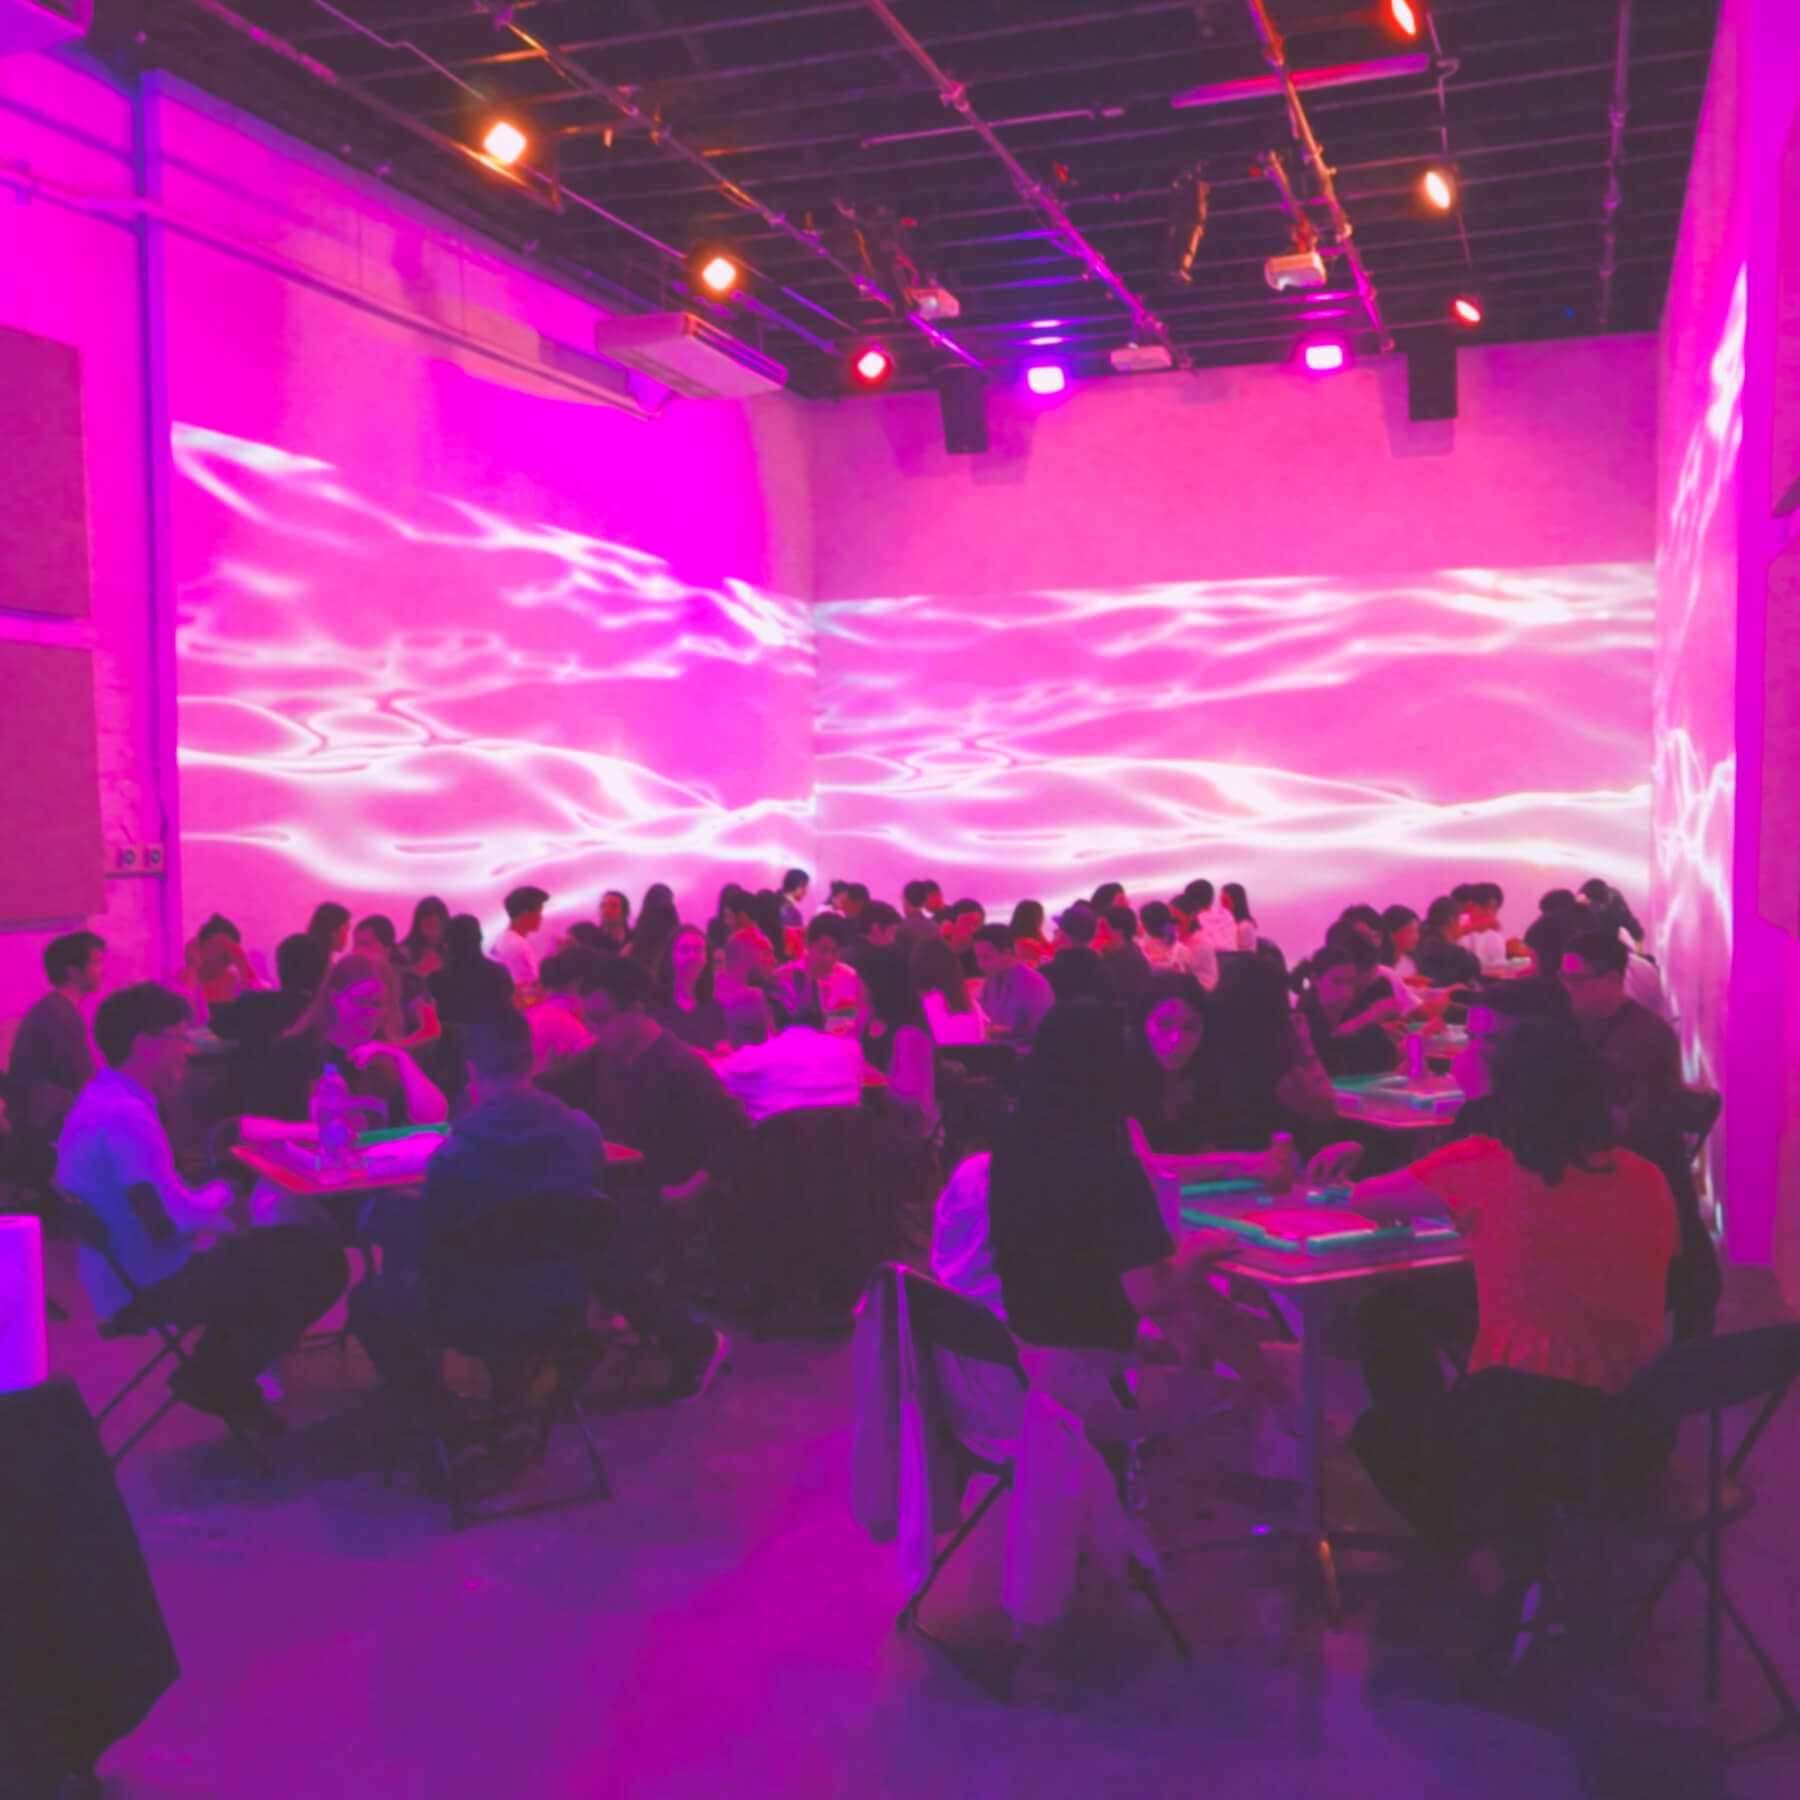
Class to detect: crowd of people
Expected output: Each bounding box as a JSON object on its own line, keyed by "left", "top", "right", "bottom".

{"left": 1, "top": 861, "right": 1711, "bottom": 1645}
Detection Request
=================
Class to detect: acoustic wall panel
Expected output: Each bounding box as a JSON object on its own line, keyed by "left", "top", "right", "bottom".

{"left": 0, "top": 323, "right": 92, "bottom": 618}
{"left": 0, "top": 642, "right": 105, "bottom": 921}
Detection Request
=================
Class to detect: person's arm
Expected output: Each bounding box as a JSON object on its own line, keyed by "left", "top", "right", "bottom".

{"left": 1128, "top": 1112, "right": 1290, "bottom": 1188}
{"left": 665, "top": 1053, "right": 750, "bottom": 1202}
{"left": 1275, "top": 1018, "right": 1342, "bottom": 1125}
{"left": 1347, "top": 1167, "right": 1446, "bottom": 1223}
{"left": 347, "top": 1043, "right": 450, "bottom": 1124}
{"left": 112, "top": 1103, "right": 235, "bottom": 1242}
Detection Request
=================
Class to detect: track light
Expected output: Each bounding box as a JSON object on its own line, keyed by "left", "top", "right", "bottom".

{"left": 1387, "top": 0, "right": 1421, "bottom": 38}
{"left": 686, "top": 247, "right": 743, "bottom": 297}
{"left": 850, "top": 345, "right": 895, "bottom": 388}
{"left": 482, "top": 120, "right": 529, "bottom": 167}
{"left": 1451, "top": 295, "right": 1484, "bottom": 326}
{"left": 1422, "top": 168, "right": 1456, "bottom": 210}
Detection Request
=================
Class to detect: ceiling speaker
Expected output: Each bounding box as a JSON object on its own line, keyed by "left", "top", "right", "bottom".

{"left": 937, "top": 367, "right": 989, "bottom": 456}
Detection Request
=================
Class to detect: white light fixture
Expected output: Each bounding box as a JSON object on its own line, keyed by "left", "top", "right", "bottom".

{"left": 483, "top": 120, "right": 528, "bottom": 167}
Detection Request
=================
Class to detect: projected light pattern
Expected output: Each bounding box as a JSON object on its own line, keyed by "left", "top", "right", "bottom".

{"left": 173, "top": 425, "right": 814, "bottom": 953}
{"left": 816, "top": 564, "right": 1654, "bottom": 956}
{"left": 1654, "top": 263, "right": 1745, "bottom": 1139}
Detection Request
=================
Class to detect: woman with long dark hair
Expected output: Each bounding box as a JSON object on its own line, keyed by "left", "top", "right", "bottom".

{"left": 1007, "top": 899, "right": 1052, "bottom": 968}
{"left": 1294, "top": 940, "right": 1402, "bottom": 1077}
{"left": 628, "top": 887, "right": 681, "bottom": 976}
{"left": 1220, "top": 882, "right": 1258, "bottom": 953}
{"left": 1414, "top": 895, "right": 1482, "bottom": 988}
{"left": 651, "top": 924, "right": 726, "bottom": 1051}
{"left": 307, "top": 902, "right": 351, "bottom": 957}
{"left": 400, "top": 896, "right": 451, "bottom": 976}
{"left": 910, "top": 934, "right": 987, "bottom": 1045}
{"left": 1349, "top": 1019, "right": 1676, "bottom": 1655}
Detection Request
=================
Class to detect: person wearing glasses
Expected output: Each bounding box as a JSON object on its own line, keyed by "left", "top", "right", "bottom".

{"left": 1560, "top": 929, "right": 1719, "bottom": 1338}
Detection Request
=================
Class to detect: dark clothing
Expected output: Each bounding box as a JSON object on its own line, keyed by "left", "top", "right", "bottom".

{"left": 6, "top": 991, "right": 92, "bottom": 1134}
{"left": 542, "top": 1030, "right": 749, "bottom": 1196}
{"left": 426, "top": 958, "right": 515, "bottom": 1027}
{"left": 1414, "top": 933, "right": 1481, "bottom": 989}
{"left": 978, "top": 960, "right": 1055, "bottom": 1047}
{"left": 1044, "top": 945, "right": 1108, "bottom": 1005}
{"left": 896, "top": 915, "right": 939, "bottom": 953}
{"left": 115, "top": 1227, "right": 348, "bottom": 1410}
{"left": 1299, "top": 985, "right": 1399, "bottom": 1078}
{"left": 989, "top": 1130, "right": 1173, "bottom": 1353}
{"left": 238, "top": 1028, "right": 419, "bottom": 1128}
{"left": 1129, "top": 1062, "right": 1226, "bottom": 1156}
{"left": 651, "top": 998, "right": 727, "bottom": 1053}
{"left": 1449, "top": 1092, "right": 1504, "bottom": 1141}
{"left": 1102, "top": 942, "right": 1154, "bottom": 1011}
{"left": 207, "top": 987, "right": 309, "bottom": 1053}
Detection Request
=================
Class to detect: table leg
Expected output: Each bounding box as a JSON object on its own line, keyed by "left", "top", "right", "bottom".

{"left": 1298, "top": 1288, "right": 1342, "bottom": 1627}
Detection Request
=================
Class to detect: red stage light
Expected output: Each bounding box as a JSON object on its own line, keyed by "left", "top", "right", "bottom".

{"left": 1452, "top": 296, "right": 1484, "bottom": 326}
{"left": 1388, "top": 0, "right": 1420, "bottom": 37}
{"left": 851, "top": 346, "right": 894, "bottom": 387}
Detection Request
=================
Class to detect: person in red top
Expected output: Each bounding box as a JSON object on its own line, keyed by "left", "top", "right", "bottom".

{"left": 1348, "top": 1017, "right": 1675, "bottom": 1657}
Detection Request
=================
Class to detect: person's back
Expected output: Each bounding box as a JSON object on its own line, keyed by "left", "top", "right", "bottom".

{"left": 715, "top": 1019, "right": 864, "bottom": 1122}
{"left": 930, "top": 1152, "right": 1002, "bottom": 1317}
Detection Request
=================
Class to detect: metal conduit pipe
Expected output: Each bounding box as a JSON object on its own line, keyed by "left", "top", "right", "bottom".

{"left": 1597, "top": 0, "right": 1634, "bottom": 332}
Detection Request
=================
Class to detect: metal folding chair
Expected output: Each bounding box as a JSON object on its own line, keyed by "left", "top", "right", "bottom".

{"left": 61, "top": 1196, "right": 273, "bottom": 1477}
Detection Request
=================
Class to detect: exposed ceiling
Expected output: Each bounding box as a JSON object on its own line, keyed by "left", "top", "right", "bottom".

{"left": 91, "top": 0, "right": 1722, "bottom": 398}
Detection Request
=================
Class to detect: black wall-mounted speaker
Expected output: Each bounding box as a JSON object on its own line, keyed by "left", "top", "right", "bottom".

{"left": 937, "top": 367, "right": 989, "bottom": 455}
{"left": 1407, "top": 339, "right": 1459, "bottom": 422}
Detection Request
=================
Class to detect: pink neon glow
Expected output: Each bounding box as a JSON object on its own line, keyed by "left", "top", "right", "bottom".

{"left": 1026, "top": 366, "right": 1066, "bottom": 395}
{"left": 171, "top": 425, "right": 813, "bottom": 952}
{"left": 1304, "top": 343, "right": 1346, "bottom": 372}
{"left": 853, "top": 348, "right": 892, "bottom": 384}
{"left": 815, "top": 564, "right": 1654, "bottom": 957}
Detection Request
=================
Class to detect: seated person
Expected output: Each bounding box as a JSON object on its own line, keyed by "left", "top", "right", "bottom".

{"left": 1098, "top": 905, "right": 1155, "bottom": 1012}
{"left": 242, "top": 955, "right": 450, "bottom": 1132}
{"left": 1561, "top": 929, "right": 1718, "bottom": 1339}
{"left": 7, "top": 930, "right": 105, "bottom": 1163}
{"left": 351, "top": 1012, "right": 726, "bottom": 1406}
{"left": 716, "top": 926, "right": 776, "bottom": 1049}
{"left": 910, "top": 934, "right": 989, "bottom": 1045}
{"left": 529, "top": 950, "right": 596, "bottom": 1073}
{"left": 988, "top": 999, "right": 1293, "bottom": 1448}
{"left": 540, "top": 952, "right": 750, "bottom": 1208}
{"left": 1456, "top": 881, "right": 1514, "bottom": 968}
{"left": 971, "top": 923, "right": 1054, "bottom": 1047}
{"left": 779, "top": 867, "right": 810, "bottom": 930}
{"left": 56, "top": 984, "right": 348, "bottom": 1432}
{"left": 1126, "top": 973, "right": 1361, "bottom": 1181}
{"left": 929, "top": 1151, "right": 1002, "bottom": 1317}
{"left": 1205, "top": 955, "right": 1342, "bottom": 1143}
{"left": 428, "top": 915, "right": 517, "bottom": 1026}
{"left": 1349, "top": 1019, "right": 1676, "bottom": 1629}
{"left": 1328, "top": 916, "right": 1424, "bottom": 1018}
{"left": 647, "top": 924, "right": 726, "bottom": 1052}
{"left": 1006, "top": 900, "right": 1053, "bottom": 969}
{"left": 714, "top": 993, "right": 866, "bottom": 1123}
{"left": 1414, "top": 896, "right": 1483, "bottom": 989}
{"left": 399, "top": 896, "right": 451, "bottom": 979}
{"left": 1296, "top": 941, "right": 1403, "bottom": 1078}
{"left": 776, "top": 913, "right": 868, "bottom": 1038}
{"left": 941, "top": 900, "right": 986, "bottom": 980}
{"left": 1447, "top": 977, "right": 1571, "bottom": 1141}
{"left": 489, "top": 884, "right": 550, "bottom": 989}
{"left": 181, "top": 914, "right": 263, "bottom": 1013}
{"left": 211, "top": 932, "right": 327, "bottom": 1054}
{"left": 1043, "top": 903, "right": 1109, "bottom": 1004}
{"left": 1139, "top": 900, "right": 1219, "bottom": 991}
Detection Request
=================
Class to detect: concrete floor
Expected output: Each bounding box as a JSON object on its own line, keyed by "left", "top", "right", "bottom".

{"left": 39, "top": 1240, "right": 1800, "bottom": 1800}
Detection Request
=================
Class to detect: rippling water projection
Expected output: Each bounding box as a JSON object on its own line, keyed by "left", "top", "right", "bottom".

{"left": 173, "top": 424, "right": 814, "bottom": 951}
{"left": 817, "top": 564, "right": 1654, "bottom": 956}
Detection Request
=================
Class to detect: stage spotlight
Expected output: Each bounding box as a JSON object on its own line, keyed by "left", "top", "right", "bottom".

{"left": 1451, "top": 295, "right": 1484, "bottom": 326}
{"left": 1422, "top": 168, "right": 1456, "bottom": 210}
{"left": 1387, "top": 0, "right": 1421, "bottom": 38}
{"left": 1303, "top": 341, "right": 1347, "bottom": 373}
{"left": 1026, "top": 364, "right": 1067, "bottom": 395}
{"left": 482, "top": 120, "right": 528, "bottom": 167}
{"left": 851, "top": 345, "right": 894, "bottom": 387}
{"left": 699, "top": 254, "right": 740, "bottom": 295}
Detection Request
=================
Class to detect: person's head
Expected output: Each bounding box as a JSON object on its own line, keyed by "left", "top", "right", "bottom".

{"left": 1380, "top": 905, "right": 1420, "bottom": 956}
{"left": 45, "top": 929, "right": 106, "bottom": 995}
{"left": 1467, "top": 882, "right": 1504, "bottom": 929}
{"left": 1578, "top": 879, "right": 1614, "bottom": 910}
{"left": 504, "top": 886, "right": 549, "bottom": 935}
{"left": 1488, "top": 1017, "right": 1616, "bottom": 1184}
{"left": 600, "top": 890, "right": 631, "bottom": 933}
{"left": 1009, "top": 900, "right": 1046, "bottom": 942}
{"left": 629, "top": 889, "right": 680, "bottom": 967}
{"left": 839, "top": 882, "right": 869, "bottom": 919}
{"left": 860, "top": 900, "right": 901, "bottom": 945}
{"left": 445, "top": 914, "right": 487, "bottom": 966}
{"left": 723, "top": 925, "right": 774, "bottom": 984}
{"left": 94, "top": 983, "right": 193, "bottom": 1098}
{"left": 662, "top": 923, "right": 713, "bottom": 999}
{"left": 353, "top": 915, "right": 397, "bottom": 962}
{"left": 1540, "top": 888, "right": 1579, "bottom": 915}
{"left": 1221, "top": 882, "right": 1252, "bottom": 923}
{"left": 804, "top": 910, "right": 850, "bottom": 979}
{"left": 1138, "top": 900, "right": 1175, "bottom": 944}
{"left": 275, "top": 932, "right": 330, "bottom": 996}
{"left": 538, "top": 950, "right": 582, "bottom": 999}
{"left": 1560, "top": 929, "right": 1630, "bottom": 1019}
{"left": 1140, "top": 971, "right": 1208, "bottom": 1073}
{"left": 901, "top": 878, "right": 937, "bottom": 916}
{"left": 911, "top": 933, "right": 972, "bottom": 1010}
{"left": 643, "top": 882, "right": 674, "bottom": 911}
{"left": 1103, "top": 903, "right": 1139, "bottom": 951}
{"left": 1090, "top": 881, "right": 1126, "bottom": 914}
{"left": 1423, "top": 895, "right": 1463, "bottom": 940}
{"left": 944, "top": 899, "right": 985, "bottom": 950}
{"left": 565, "top": 948, "right": 655, "bottom": 1039}
{"left": 404, "top": 896, "right": 450, "bottom": 951}
{"left": 1056, "top": 902, "right": 1098, "bottom": 948}
{"left": 308, "top": 903, "right": 352, "bottom": 953}
{"left": 719, "top": 883, "right": 752, "bottom": 930}
{"left": 1011, "top": 999, "right": 1125, "bottom": 1141}
{"left": 464, "top": 1009, "right": 535, "bottom": 1102}
{"left": 1185, "top": 879, "right": 1216, "bottom": 911}
{"left": 298, "top": 954, "right": 390, "bottom": 1050}
{"left": 971, "top": 922, "right": 1017, "bottom": 977}
{"left": 1524, "top": 900, "right": 1595, "bottom": 970}
{"left": 1309, "top": 941, "right": 1379, "bottom": 1021}
{"left": 745, "top": 890, "right": 789, "bottom": 955}
{"left": 781, "top": 867, "right": 810, "bottom": 904}
{"left": 1455, "top": 977, "right": 1571, "bottom": 1098}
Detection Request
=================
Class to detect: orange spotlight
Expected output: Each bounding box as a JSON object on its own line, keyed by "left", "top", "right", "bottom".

{"left": 1422, "top": 168, "right": 1456, "bottom": 210}
{"left": 1388, "top": 0, "right": 1421, "bottom": 38}
{"left": 699, "top": 254, "right": 740, "bottom": 295}
{"left": 482, "top": 120, "right": 528, "bottom": 167}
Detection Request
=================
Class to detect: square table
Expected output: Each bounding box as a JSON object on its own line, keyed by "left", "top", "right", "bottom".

{"left": 1171, "top": 1180, "right": 1470, "bottom": 1626}
{"left": 234, "top": 1124, "right": 642, "bottom": 1196}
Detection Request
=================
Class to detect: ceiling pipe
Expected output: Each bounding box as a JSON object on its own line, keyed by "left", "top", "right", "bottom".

{"left": 1597, "top": 0, "right": 1633, "bottom": 332}
{"left": 860, "top": 0, "right": 1181, "bottom": 363}
{"left": 1241, "top": 0, "right": 1393, "bottom": 352}
{"left": 476, "top": 1, "right": 981, "bottom": 368}
{"left": 1172, "top": 52, "right": 1431, "bottom": 110}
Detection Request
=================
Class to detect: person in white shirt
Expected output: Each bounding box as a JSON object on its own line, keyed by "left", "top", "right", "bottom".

{"left": 714, "top": 994, "right": 865, "bottom": 1122}
{"left": 1221, "top": 883, "right": 1260, "bottom": 953}
{"left": 1456, "top": 882, "right": 1511, "bottom": 969}
{"left": 911, "top": 934, "right": 990, "bottom": 1044}
{"left": 1382, "top": 905, "right": 1422, "bottom": 981}
{"left": 1182, "top": 880, "right": 1240, "bottom": 954}
{"left": 56, "top": 983, "right": 347, "bottom": 1434}
{"left": 1142, "top": 899, "right": 1220, "bottom": 991}
{"left": 490, "top": 884, "right": 549, "bottom": 989}
{"left": 527, "top": 950, "right": 595, "bottom": 1073}
{"left": 776, "top": 913, "right": 868, "bottom": 1037}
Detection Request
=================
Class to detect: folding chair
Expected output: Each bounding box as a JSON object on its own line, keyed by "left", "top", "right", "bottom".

{"left": 877, "top": 1266, "right": 1189, "bottom": 1694}
{"left": 383, "top": 1190, "right": 611, "bottom": 1531}
{"left": 1611, "top": 1323, "right": 1800, "bottom": 1745}
{"left": 61, "top": 1196, "right": 273, "bottom": 1477}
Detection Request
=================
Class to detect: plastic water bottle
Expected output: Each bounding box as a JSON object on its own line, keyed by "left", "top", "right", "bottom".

{"left": 312, "top": 1063, "right": 355, "bottom": 1185}
{"left": 1270, "top": 1131, "right": 1300, "bottom": 1194}
{"left": 1405, "top": 1028, "right": 1429, "bottom": 1082}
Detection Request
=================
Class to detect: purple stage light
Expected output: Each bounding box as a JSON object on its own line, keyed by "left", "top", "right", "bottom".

{"left": 1026, "top": 365, "right": 1066, "bottom": 395}
{"left": 1303, "top": 342, "right": 1347, "bottom": 373}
